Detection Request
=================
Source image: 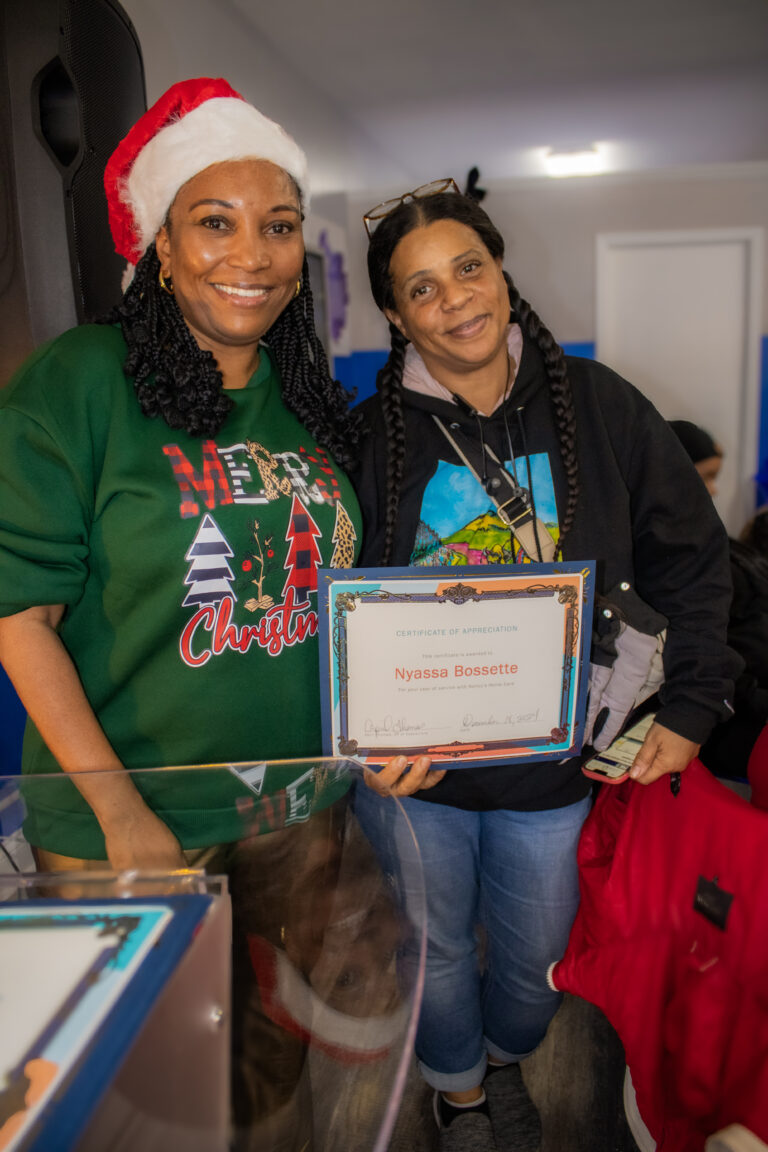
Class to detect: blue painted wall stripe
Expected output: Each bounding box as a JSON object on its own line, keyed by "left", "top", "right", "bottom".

{"left": 560, "top": 341, "right": 596, "bottom": 359}
{"left": 0, "top": 667, "right": 25, "bottom": 774}
{"left": 758, "top": 335, "right": 768, "bottom": 505}
{"left": 335, "top": 350, "right": 388, "bottom": 404}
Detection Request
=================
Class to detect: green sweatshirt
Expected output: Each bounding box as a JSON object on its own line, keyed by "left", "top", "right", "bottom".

{"left": 0, "top": 325, "right": 360, "bottom": 856}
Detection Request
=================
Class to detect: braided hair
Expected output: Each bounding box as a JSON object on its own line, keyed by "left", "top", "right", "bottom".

{"left": 366, "top": 192, "right": 580, "bottom": 563}
{"left": 107, "top": 243, "right": 359, "bottom": 468}
{"left": 503, "top": 273, "right": 579, "bottom": 552}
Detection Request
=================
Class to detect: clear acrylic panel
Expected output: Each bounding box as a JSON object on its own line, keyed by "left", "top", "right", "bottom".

{"left": 0, "top": 760, "right": 426, "bottom": 1152}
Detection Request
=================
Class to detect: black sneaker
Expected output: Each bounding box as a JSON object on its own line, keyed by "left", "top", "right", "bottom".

{"left": 433, "top": 1091, "right": 498, "bottom": 1151}
{"left": 483, "top": 1063, "right": 541, "bottom": 1152}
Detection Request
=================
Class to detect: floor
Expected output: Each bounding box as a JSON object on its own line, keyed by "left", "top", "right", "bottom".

{"left": 388, "top": 994, "right": 642, "bottom": 1152}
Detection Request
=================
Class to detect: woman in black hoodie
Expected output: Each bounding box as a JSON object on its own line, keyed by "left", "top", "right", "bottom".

{"left": 350, "top": 184, "right": 739, "bottom": 1151}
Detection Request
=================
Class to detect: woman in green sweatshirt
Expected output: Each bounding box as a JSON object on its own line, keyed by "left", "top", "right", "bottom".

{"left": 0, "top": 78, "right": 361, "bottom": 868}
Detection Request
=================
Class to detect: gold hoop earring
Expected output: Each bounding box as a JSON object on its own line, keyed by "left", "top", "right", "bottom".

{"left": 294, "top": 279, "right": 301, "bottom": 298}
{"left": 159, "top": 269, "right": 174, "bottom": 295}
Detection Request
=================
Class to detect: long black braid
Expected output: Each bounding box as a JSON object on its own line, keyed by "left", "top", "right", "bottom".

{"left": 107, "top": 245, "right": 359, "bottom": 468}
{"left": 503, "top": 272, "right": 580, "bottom": 548}
{"left": 376, "top": 323, "right": 409, "bottom": 565}
{"left": 112, "top": 243, "right": 232, "bottom": 436}
{"left": 265, "top": 255, "right": 360, "bottom": 468}
{"left": 366, "top": 191, "right": 580, "bottom": 562}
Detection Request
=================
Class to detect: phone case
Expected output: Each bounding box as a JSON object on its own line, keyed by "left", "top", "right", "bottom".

{"left": 581, "top": 711, "right": 657, "bottom": 784}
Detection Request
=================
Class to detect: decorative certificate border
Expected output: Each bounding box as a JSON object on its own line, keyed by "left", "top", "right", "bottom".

{"left": 318, "top": 562, "right": 594, "bottom": 769}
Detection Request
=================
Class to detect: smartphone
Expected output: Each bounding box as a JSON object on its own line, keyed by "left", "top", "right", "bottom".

{"left": 581, "top": 710, "right": 657, "bottom": 784}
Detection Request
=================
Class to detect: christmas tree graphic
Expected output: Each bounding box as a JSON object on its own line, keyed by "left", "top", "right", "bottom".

{"left": 182, "top": 514, "right": 236, "bottom": 607}
{"left": 282, "top": 493, "right": 323, "bottom": 600}
{"left": 330, "top": 502, "right": 357, "bottom": 568}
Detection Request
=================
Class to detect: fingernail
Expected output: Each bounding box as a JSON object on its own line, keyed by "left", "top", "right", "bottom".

{"left": 394, "top": 756, "right": 407, "bottom": 770}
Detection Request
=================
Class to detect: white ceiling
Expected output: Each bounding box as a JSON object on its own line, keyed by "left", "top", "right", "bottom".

{"left": 229, "top": 0, "right": 768, "bottom": 188}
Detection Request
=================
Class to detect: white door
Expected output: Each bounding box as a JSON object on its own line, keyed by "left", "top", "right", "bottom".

{"left": 596, "top": 228, "right": 764, "bottom": 534}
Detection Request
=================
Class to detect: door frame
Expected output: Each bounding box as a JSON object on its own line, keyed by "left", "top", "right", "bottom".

{"left": 596, "top": 227, "right": 764, "bottom": 527}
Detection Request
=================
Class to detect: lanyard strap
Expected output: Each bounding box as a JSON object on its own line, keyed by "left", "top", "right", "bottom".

{"left": 433, "top": 415, "right": 556, "bottom": 562}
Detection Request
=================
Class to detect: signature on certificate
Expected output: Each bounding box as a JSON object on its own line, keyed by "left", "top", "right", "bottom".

{"left": 363, "top": 715, "right": 427, "bottom": 737}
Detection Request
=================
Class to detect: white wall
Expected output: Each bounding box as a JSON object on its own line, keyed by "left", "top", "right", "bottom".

{"left": 121, "top": 0, "right": 409, "bottom": 196}
{"left": 119, "top": 1, "right": 768, "bottom": 357}
{"left": 343, "top": 165, "right": 768, "bottom": 352}
{"left": 117, "top": 0, "right": 768, "bottom": 439}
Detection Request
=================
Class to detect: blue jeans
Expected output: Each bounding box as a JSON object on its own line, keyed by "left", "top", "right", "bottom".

{"left": 352, "top": 785, "right": 591, "bottom": 1092}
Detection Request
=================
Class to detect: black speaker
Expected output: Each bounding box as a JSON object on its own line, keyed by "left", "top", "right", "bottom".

{"left": 0, "top": 0, "right": 146, "bottom": 384}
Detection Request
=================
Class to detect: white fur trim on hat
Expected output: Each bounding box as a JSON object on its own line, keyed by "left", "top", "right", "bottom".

{"left": 125, "top": 97, "right": 309, "bottom": 255}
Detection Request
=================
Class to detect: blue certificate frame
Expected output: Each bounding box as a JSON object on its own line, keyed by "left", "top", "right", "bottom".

{"left": 318, "top": 562, "right": 594, "bottom": 769}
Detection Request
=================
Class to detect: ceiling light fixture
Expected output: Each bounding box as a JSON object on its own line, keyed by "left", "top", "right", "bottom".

{"left": 543, "top": 146, "right": 607, "bottom": 178}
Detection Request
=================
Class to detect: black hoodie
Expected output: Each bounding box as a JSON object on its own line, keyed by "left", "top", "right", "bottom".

{"left": 352, "top": 333, "right": 740, "bottom": 811}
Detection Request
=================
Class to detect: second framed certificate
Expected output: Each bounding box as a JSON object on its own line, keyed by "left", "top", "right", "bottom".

{"left": 318, "top": 562, "right": 594, "bottom": 769}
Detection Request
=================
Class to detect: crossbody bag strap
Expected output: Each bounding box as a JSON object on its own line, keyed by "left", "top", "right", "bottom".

{"left": 433, "top": 415, "right": 556, "bottom": 562}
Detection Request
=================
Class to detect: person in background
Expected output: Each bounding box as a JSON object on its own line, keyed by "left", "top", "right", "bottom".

{"left": 350, "top": 182, "right": 739, "bottom": 1152}
{"left": 668, "top": 419, "right": 724, "bottom": 496}
{"left": 0, "top": 77, "right": 361, "bottom": 872}
{"left": 701, "top": 505, "right": 768, "bottom": 780}
{"left": 741, "top": 504, "right": 768, "bottom": 559}
{"left": 668, "top": 421, "right": 767, "bottom": 781}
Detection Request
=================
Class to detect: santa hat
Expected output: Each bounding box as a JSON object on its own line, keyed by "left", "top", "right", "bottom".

{"left": 104, "top": 77, "right": 309, "bottom": 274}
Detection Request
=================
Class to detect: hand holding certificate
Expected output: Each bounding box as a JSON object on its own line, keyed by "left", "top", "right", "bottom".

{"left": 362, "top": 753, "right": 447, "bottom": 797}
{"left": 318, "top": 562, "right": 594, "bottom": 770}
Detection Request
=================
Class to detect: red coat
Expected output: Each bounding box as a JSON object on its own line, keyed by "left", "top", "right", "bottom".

{"left": 550, "top": 760, "right": 768, "bottom": 1151}
{"left": 748, "top": 725, "right": 768, "bottom": 812}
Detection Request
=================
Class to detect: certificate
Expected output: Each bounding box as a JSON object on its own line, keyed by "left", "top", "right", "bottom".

{"left": 318, "top": 562, "right": 594, "bottom": 769}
